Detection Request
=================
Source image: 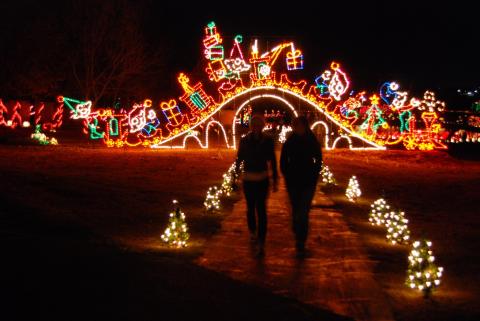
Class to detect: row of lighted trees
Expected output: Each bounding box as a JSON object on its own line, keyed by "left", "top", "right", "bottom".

{"left": 160, "top": 162, "right": 443, "bottom": 296}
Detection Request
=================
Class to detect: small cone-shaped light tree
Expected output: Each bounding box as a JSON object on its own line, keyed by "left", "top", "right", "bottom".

{"left": 346, "top": 176, "right": 361, "bottom": 202}
{"left": 406, "top": 240, "right": 444, "bottom": 296}
{"left": 221, "top": 172, "right": 233, "bottom": 196}
{"left": 204, "top": 186, "right": 222, "bottom": 212}
{"left": 161, "top": 200, "right": 189, "bottom": 247}
{"left": 369, "top": 198, "right": 391, "bottom": 226}
{"left": 385, "top": 210, "right": 410, "bottom": 244}
{"left": 320, "top": 165, "right": 336, "bottom": 185}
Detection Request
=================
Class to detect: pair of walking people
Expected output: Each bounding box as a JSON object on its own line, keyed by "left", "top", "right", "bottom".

{"left": 236, "top": 115, "right": 322, "bottom": 257}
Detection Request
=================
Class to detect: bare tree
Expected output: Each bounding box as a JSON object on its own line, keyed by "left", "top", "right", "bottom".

{"left": 70, "top": 0, "right": 151, "bottom": 106}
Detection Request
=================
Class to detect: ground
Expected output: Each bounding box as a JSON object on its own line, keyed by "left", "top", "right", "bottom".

{"left": 323, "top": 150, "right": 480, "bottom": 321}
{"left": 1, "top": 145, "right": 479, "bottom": 320}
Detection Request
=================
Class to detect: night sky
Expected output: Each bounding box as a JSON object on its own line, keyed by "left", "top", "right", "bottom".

{"left": 0, "top": 0, "right": 478, "bottom": 104}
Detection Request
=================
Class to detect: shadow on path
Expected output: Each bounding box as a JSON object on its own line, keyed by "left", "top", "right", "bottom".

{"left": 198, "top": 179, "right": 394, "bottom": 321}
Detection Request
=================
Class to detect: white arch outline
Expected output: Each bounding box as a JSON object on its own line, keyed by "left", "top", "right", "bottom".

{"left": 152, "top": 120, "right": 229, "bottom": 149}
{"left": 231, "top": 94, "right": 299, "bottom": 149}
{"left": 205, "top": 120, "right": 230, "bottom": 148}
{"left": 310, "top": 121, "right": 330, "bottom": 149}
{"left": 332, "top": 136, "right": 353, "bottom": 149}
{"left": 151, "top": 86, "right": 386, "bottom": 150}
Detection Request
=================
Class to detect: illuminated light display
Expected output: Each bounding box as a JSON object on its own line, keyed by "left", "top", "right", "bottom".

{"left": 328, "top": 62, "right": 350, "bottom": 101}
{"left": 178, "top": 73, "right": 214, "bottom": 113}
{"left": 407, "top": 240, "right": 443, "bottom": 295}
{"left": 278, "top": 125, "right": 292, "bottom": 143}
{"left": 380, "top": 82, "right": 401, "bottom": 105}
{"left": 203, "top": 21, "right": 224, "bottom": 61}
{"left": 128, "top": 103, "right": 147, "bottom": 133}
{"left": 61, "top": 22, "right": 449, "bottom": 151}
{"left": 286, "top": 43, "right": 304, "bottom": 70}
{"left": 204, "top": 186, "right": 222, "bottom": 212}
{"left": 161, "top": 99, "right": 186, "bottom": 126}
{"left": 72, "top": 101, "right": 92, "bottom": 119}
{"left": 223, "top": 163, "right": 239, "bottom": 192}
{"left": 345, "top": 176, "right": 361, "bottom": 202}
{"left": 368, "top": 198, "right": 391, "bottom": 226}
{"left": 231, "top": 92, "right": 299, "bottom": 149}
{"left": 204, "top": 162, "right": 238, "bottom": 212}
{"left": 385, "top": 210, "right": 410, "bottom": 245}
{"left": 360, "top": 94, "right": 387, "bottom": 137}
{"left": 418, "top": 91, "right": 445, "bottom": 113}
{"left": 88, "top": 118, "right": 105, "bottom": 139}
{"left": 161, "top": 200, "right": 189, "bottom": 248}
{"left": 7, "top": 102, "right": 22, "bottom": 129}
{"left": 0, "top": 98, "right": 64, "bottom": 132}
{"left": 224, "top": 35, "right": 251, "bottom": 79}
{"left": 31, "top": 124, "right": 58, "bottom": 145}
{"left": 320, "top": 165, "right": 336, "bottom": 185}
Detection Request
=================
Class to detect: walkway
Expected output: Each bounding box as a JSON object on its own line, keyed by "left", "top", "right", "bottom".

{"left": 197, "top": 179, "right": 394, "bottom": 321}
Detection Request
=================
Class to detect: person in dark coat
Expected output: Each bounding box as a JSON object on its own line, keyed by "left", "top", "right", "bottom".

{"left": 280, "top": 116, "right": 322, "bottom": 256}
{"left": 236, "top": 115, "right": 278, "bottom": 256}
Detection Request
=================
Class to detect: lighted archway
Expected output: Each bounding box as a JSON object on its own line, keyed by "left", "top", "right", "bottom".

{"left": 231, "top": 93, "right": 299, "bottom": 149}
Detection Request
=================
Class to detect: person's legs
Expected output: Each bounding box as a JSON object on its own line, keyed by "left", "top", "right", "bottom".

{"left": 296, "top": 184, "right": 317, "bottom": 248}
{"left": 287, "top": 184, "right": 299, "bottom": 233}
{"left": 255, "top": 179, "right": 269, "bottom": 245}
{"left": 243, "top": 181, "right": 257, "bottom": 236}
{"left": 287, "top": 183, "right": 303, "bottom": 245}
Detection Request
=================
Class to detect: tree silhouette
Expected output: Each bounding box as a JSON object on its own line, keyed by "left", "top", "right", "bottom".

{"left": 69, "top": 0, "right": 157, "bottom": 106}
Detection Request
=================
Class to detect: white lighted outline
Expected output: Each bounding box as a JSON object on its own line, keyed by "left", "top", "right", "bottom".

{"left": 151, "top": 86, "right": 386, "bottom": 150}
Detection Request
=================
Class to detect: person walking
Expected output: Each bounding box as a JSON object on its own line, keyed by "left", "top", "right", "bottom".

{"left": 280, "top": 116, "right": 322, "bottom": 257}
{"left": 236, "top": 115, "right": 278, "bottom": 256}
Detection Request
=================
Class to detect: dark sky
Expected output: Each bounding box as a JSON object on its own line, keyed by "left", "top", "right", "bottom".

{"left": 0, "top": 0, "right": 478, "bottom": 101}
{"left": 147, "top": 1, "right": 478, "bottom": 92}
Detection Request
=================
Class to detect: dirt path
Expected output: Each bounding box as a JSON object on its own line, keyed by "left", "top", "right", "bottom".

{"left": 198, "top": 179, "right": 394, "bottom": 321}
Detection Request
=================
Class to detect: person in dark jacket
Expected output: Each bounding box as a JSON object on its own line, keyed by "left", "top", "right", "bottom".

{"left": 280, "top": 116, "right": 322, "bottom": 257}
{"left": 236, "top": 115, "right": 278, "bottom": 256}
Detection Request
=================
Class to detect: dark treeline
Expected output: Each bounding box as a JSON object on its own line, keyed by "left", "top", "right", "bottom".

{"left": 0, "top": 0, "right": 166, "bottom": 106}
{"left": 0, "top": 0, "right": 478, "bottom": 108}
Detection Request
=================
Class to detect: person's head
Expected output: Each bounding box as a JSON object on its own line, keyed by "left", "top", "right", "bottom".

{"left": 250, "top": 115, "right": 265, "bottom": 135}
{"left": 292, "top": 116, "right": 309, "bottom": 136}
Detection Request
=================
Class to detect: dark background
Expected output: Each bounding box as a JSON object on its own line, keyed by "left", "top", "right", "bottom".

{"left": 0, "top": 0, "right": 478, "bottom": 107}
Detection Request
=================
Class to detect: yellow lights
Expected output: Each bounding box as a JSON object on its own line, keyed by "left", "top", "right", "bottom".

{"left": 204, "top": 186, "right": 222, "bottom": 212}
{"left": 320, "top": 165, "right": 336, "bottom": 185}
{"left": 368, "top": 198, "right": 391, "bottom": 226}
{"left": 406, "top": 240, "right": 443, "bottom": 295}
{"left": 385, "top": 211, "right": 410, "bottom": 245}
{"left": 251, "top": 39, "right": 259, "bottom": 58}
{"left": 178, "top": 73, "right": 195, "bottom": 95}
{"left": 62, "top": 21, "right": 448, "bottom": 152}
{"left": 418, "top": 91, "right": 446, "bottom": 113}
{"left": 345, "top": 175, "right": 361, "bottom": 202}
{"left": 369, "top": 94, "right": 380, "bottom": 105}
{"left": 204, "top": 163, "right": 238, "bottom": 212}
{"left": 161, "top": 200, "right": 189, "bottom": 248}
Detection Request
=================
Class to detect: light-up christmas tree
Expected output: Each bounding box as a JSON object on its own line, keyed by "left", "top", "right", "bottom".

{"left": 406, "top": 240, "right": 444, "bottom": 296}
{"left": 385, "top": 210, "right": 410, "bottom": 244}
{"left": 368, "top": 198, "right": 391, "bottom": 226}
{"left": 161, "top": 200, "right": 189, "bottom": 247}
{"left": 204, "top": 186, "right": 222, "bottom": 212}
{"left": 345, "top": 176, "right": 361, "bottom": 202}
{"left": 220, "top": 172, "right": 234, "bottom": 196}
{"left": 320, "top": 165, "right": 336, "bottom": 185}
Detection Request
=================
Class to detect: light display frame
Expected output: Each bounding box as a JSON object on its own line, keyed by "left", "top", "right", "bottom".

{"left": 61, "top": 21, "right": 448, "bottom": 151}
